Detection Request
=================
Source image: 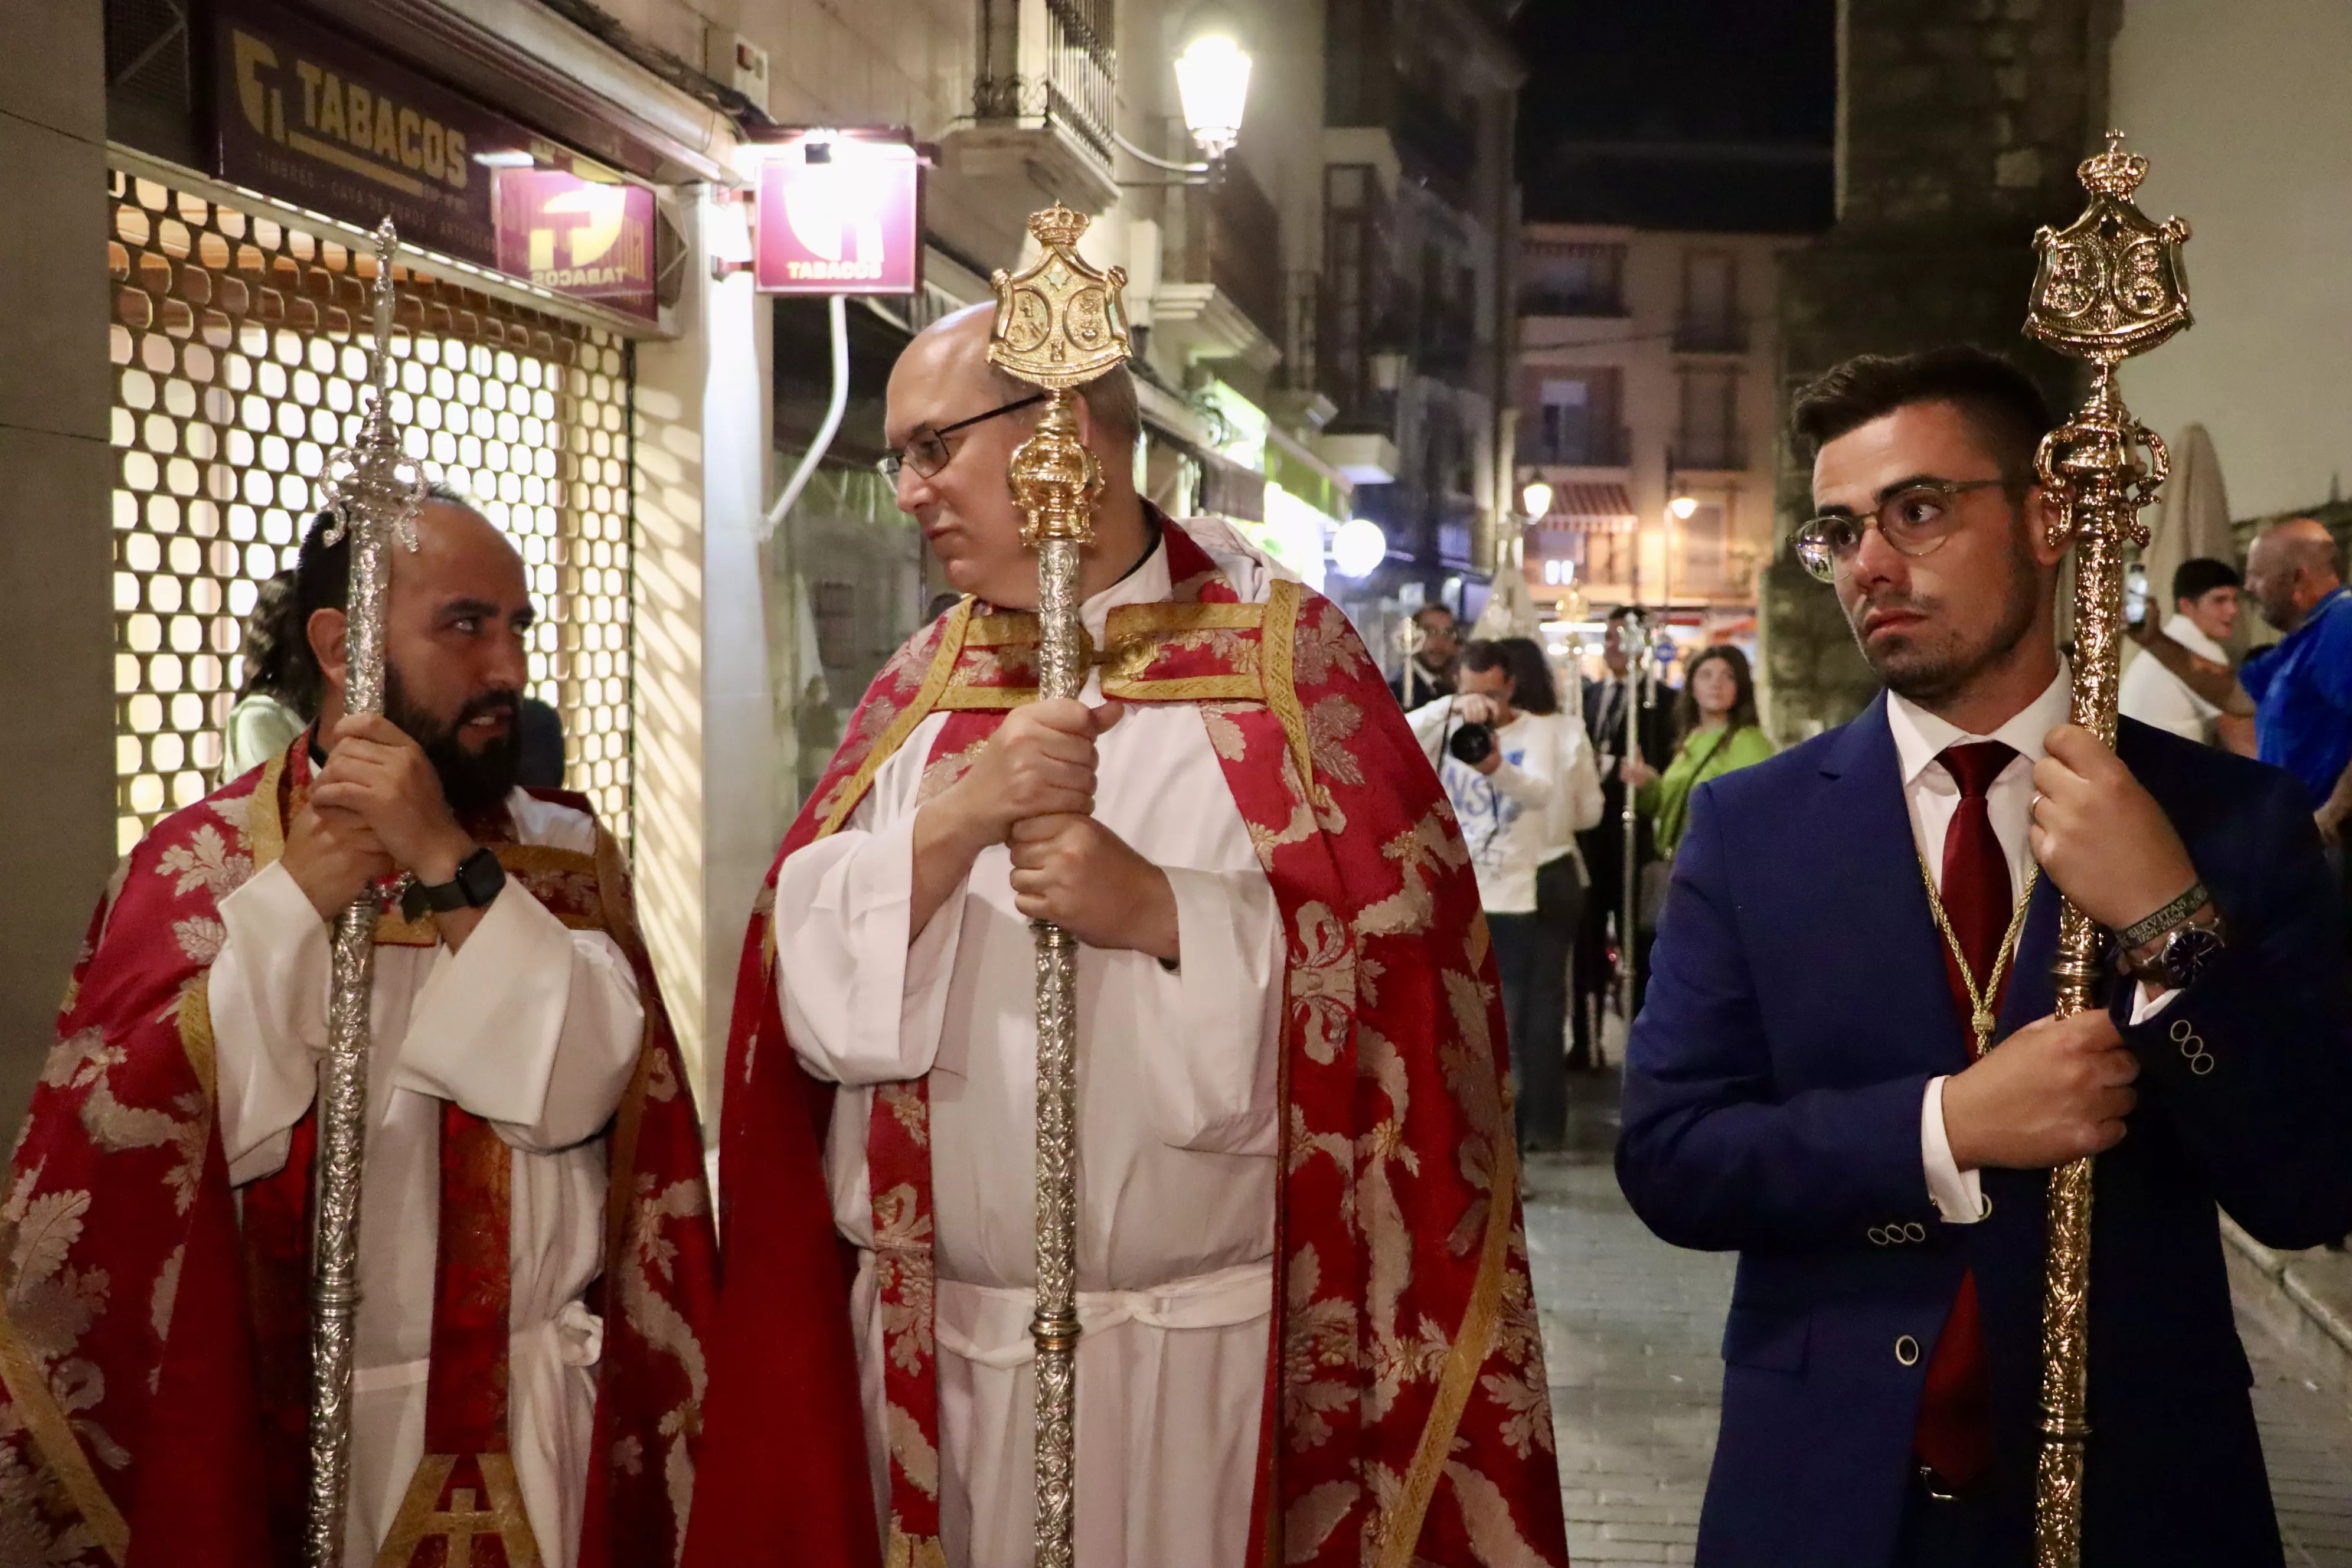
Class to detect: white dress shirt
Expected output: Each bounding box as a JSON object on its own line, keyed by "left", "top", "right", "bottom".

{"left": 2118, "top": 612, "right": 2228, "bottom": 744}
{"left": 1887, "top": 670, "right": 2173, "bottom": 1225}
{"left": 771, "top": 520, "right": 1288, "bottom": 1567}
{"left": 211, "top": 791, "right": 643, "bottom": 1567}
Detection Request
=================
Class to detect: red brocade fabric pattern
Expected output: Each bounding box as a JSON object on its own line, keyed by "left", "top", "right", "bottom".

{"left": 695, "top": 520, "right": 1570, "bottom": 1568}
{"left": 0, "top": 743, "right": 718, "bottom": 1567}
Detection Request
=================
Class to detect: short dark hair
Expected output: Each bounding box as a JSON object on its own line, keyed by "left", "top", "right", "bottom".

{"left": 1791, "top": 346, "right": 2055, "bottom": 488}
{"left": 1460, "top": 635, "right": 1559, "bottom": 716}
{"left": 290, "top": 480, "right": 476, "bottom": 685}
{"left": 2171, "top": 556, "right": 2242, "bottom": 605}
{"left": 1412, "top": 603, "right": 1456, "bottom": 628}
{"left": 1675, "top": 644, "right": 1759, "bottom": 738}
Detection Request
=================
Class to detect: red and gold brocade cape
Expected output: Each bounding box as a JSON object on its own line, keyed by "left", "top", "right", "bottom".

{"left": 0, "top": 741, "right": 717, "bottom": 1567}
{"left": 695, "top": 521, "right": 1569, "bottom": 1568}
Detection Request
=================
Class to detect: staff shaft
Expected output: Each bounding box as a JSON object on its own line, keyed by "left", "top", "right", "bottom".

{"left": 1029, "top": 531, "right": 1083, "bottom": 1568}
{"left": 308, "top": 524, "right": 389, "bottom": 1566}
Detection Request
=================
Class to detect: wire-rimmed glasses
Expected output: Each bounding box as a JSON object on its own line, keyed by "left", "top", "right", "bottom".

{"left": 877, "top": 392, "right": 1047, "bottom": 482}
{"left": 1792, "top": 477, "right": 2011, "bottom": 582}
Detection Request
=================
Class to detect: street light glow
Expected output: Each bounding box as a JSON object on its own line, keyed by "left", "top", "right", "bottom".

{"left": 1670, "top": 494, "right": 1699, "bottom": 520}
{"left": 1521, "top": 481, "right": 1554, "bottom": 519}
{"left": 1175, "top": 8, "right": 1253, "bottom": 162}
{"left": 1331, "top": 517, "right": 1388, "bottom": 579}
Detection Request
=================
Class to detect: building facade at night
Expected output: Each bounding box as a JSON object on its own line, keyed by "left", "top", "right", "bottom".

{"left": 2, "top": 0, "right": 1529, "bottom": 1132}
{"left": 1515, "top": 220, "right": 1799, "bottom": 651}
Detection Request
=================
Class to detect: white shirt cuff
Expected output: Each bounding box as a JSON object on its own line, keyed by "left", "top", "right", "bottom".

{"left": 2128, "top": 982, "right": 2178, "bottom": 1024}
{"left": 1923, "top": 1075, "right": 1986, "bottom": 1225}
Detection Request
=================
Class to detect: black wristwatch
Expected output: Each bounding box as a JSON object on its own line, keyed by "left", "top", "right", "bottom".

{"left": 400, "top": 846, "right": 506, "bottom": 921}
{"left": 2119, "top": 906, "right": 2227, "bottom": 990}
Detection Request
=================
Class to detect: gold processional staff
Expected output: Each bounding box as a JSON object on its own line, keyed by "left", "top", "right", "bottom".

{"left": 307, "top": 217, "right": 432, "bottom": 1566}
{"left": 2020, "top": 131, "right": 2192, "bottom": 1568}
{"left": 985, "top": 202, "right": 1134, "bottom": 1568}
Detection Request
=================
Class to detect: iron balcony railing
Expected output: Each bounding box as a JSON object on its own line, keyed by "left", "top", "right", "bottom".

{"left": 1518, "top": 425, "right": 1632, "bottom": 468}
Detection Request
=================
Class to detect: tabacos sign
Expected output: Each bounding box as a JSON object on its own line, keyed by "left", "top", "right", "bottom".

{"left": 753, "top": 132, "right": 923, "bottom": 296}
{"left": 214, "top": 0, "right": 659, "bottom": 319}
{"left": 495, "top": 171, "right": 657, "bottom": 321}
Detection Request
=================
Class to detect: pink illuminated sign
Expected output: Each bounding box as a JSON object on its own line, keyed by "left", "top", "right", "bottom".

{"left": 754, "top": 133, "right": 922, "bottom": 296}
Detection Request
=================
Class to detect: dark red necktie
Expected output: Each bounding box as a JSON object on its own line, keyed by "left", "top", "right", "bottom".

{"left": 1915, "top": 739, "right": 2016, "bottom": 1489}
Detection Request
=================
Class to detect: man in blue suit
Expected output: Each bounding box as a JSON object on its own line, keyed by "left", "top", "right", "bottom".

{"left": 1618, "top": 347, "right": 2352, "bottom": 1567}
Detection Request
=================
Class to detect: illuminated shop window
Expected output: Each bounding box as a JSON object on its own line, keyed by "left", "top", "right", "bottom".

{"left": 106, "top": 171, "right": 634, "bottom": 853}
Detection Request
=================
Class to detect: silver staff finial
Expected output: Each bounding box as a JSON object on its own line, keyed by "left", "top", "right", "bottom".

{"left": 318, "top": 217, "right": 429, "bottom": 556}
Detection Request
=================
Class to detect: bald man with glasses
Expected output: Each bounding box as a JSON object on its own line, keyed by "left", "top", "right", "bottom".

{"left": 1618, "top": 346, "right": 2352, "bottom": 1568}
{"left": 690, "top": 304, "right": 1569, "bottom": 1567}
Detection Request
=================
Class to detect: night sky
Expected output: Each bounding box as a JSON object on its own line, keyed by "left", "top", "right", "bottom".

{"left": 1512, "top": 0, "right": 1838, "bottom": 232}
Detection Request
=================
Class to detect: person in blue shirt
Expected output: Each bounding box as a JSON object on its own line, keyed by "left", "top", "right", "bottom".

{"left": 2240, "top": 517, "right": 2352, "bottom": 855}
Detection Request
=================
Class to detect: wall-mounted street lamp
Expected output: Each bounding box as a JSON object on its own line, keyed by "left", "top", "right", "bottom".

{"left": 1522, "top": 481, "right": 1554, "bottom": 520}
{"left": 1174, "top": 5, "right": 1253, "bottom": 162}
{"left": 1112, "top": 2, "right": 1254, "bottom": 185}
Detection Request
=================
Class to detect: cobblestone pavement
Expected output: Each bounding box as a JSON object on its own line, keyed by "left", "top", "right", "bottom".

{"left": 1523, "top": 1074, "right": 2352, "bottom": 1567}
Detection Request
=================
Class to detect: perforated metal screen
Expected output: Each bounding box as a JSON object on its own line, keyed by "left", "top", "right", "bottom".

{"left": 106, "top": 169, "right": 635, "bottom": 853}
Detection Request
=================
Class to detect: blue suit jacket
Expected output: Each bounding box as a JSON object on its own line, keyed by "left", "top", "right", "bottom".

{"left": 1617, "top": 694, "right": 2352, "bottom": 1567}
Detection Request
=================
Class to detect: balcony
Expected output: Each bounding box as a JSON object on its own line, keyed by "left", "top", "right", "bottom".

{"left": 1520, "top": 288, "right": 1627, "bottom": 319}
{"left": 1519, "top": 424, "right": 1632, "bottom": 469}
{"left": 1674, "top": 316, "right": 1749, "bottom": 354}
{"left": 946, "top": 0, "right": 1120, "bottom": 213}
{"left": 1673, "top": 433, "right": 1748, "bottom": 472}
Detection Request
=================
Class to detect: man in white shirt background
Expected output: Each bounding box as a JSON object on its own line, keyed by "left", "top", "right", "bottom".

{"left": 2119, "top": 556, "right": 2254, "bottom": 752}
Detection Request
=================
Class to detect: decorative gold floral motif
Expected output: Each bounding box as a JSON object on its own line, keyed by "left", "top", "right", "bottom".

{"left": 1282, "top": 1246, "right": 1361, "bottom": 1451}
{"left": 1284, "top": 903, "right": 1355, "bottom": 1066}
{"left": 872, "top": 1184, "right": 936, "bottom": 1375}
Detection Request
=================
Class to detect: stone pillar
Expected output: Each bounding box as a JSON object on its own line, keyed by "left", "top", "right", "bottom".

{"left": 1763, "top": 0, "right": 2119, "bottom": 741}
{"left": 0, "top": 12, "right": 113, "bottom": 1132}
{"left": 632, "top": 187, "right": 778, "bottom": 1118}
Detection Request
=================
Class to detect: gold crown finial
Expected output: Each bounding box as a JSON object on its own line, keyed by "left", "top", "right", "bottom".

{"left": 988, "top": 201, "right": 1132, "bottom": 394}
{"left": 2077, "top": 129, "right": 2148, "bottom": 200}
{"left": 1028, "top": 202, "right": 1090, "bottom": 251}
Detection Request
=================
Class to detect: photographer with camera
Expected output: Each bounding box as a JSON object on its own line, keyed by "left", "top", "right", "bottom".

{"left": 1407, "top": 636, "right": 1605, "bottom": 1151}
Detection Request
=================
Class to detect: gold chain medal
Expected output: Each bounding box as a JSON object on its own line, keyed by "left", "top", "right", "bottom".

{"left": 2018, "top": 132, "right": 2193, "bottom": 1568}
{"left": 1915, "top": 857, "right": 2041, "bottom": 1058}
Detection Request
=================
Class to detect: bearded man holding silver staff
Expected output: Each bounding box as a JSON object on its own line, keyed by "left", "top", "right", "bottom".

{"left": 0, "top": 262, "right": 715, "bottom": 1562}
{"left": 1619, "top": 136, "right": 2352, "bottom": 1568}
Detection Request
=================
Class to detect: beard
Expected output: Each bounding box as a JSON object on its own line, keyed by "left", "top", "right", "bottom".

{"left": 1844, "top": 539, "right": 2042, "bottom": 707}
{"left": 385, "top": 664, "right": 522, "bottom": 819}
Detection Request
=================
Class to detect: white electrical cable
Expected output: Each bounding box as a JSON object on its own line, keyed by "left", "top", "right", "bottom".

{"left": 762, "top": 293, "right": 851, "bottom": 541}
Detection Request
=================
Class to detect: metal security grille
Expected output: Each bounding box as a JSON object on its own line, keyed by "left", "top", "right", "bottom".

{"left": 106, "top": 169, "right": 635, "bottom": 853}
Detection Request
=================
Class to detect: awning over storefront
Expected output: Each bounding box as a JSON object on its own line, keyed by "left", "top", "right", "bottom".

{"left": 1533, "top": 481, "right": 1638, "bottom": 534}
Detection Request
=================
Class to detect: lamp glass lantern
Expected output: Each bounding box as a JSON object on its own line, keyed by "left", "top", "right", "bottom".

{"left": 1521, "top": 481, "right": 1554, "bottom": 520}
{"left": 1174, "top": 6, "right": 1253, "bottom": 162}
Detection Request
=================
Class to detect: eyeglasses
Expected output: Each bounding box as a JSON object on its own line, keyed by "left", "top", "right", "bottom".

{"left": 877, "top": 393, "right": 1047, "bottom": 482}
{"left": 1793, "top": 477, "right": 2011, "bottom": 582}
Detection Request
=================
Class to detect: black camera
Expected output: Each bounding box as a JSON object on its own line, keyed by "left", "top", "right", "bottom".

{"left": 1448, "top": 721, "right": 1496, "bottom": 767}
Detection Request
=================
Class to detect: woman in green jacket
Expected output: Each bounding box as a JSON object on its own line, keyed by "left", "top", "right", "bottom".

{"left": 1623, "top": 643, "right": 1775, "bottom": 856}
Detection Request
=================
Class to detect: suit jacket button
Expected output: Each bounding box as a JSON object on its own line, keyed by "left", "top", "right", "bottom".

{"left": 1896, "top": 1335, "right": 1921, "bottom": 1367}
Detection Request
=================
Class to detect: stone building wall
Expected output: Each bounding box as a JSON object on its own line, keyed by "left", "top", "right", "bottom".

{"left": 1763, "top": 0, "right": 2121, "bottom": 741}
